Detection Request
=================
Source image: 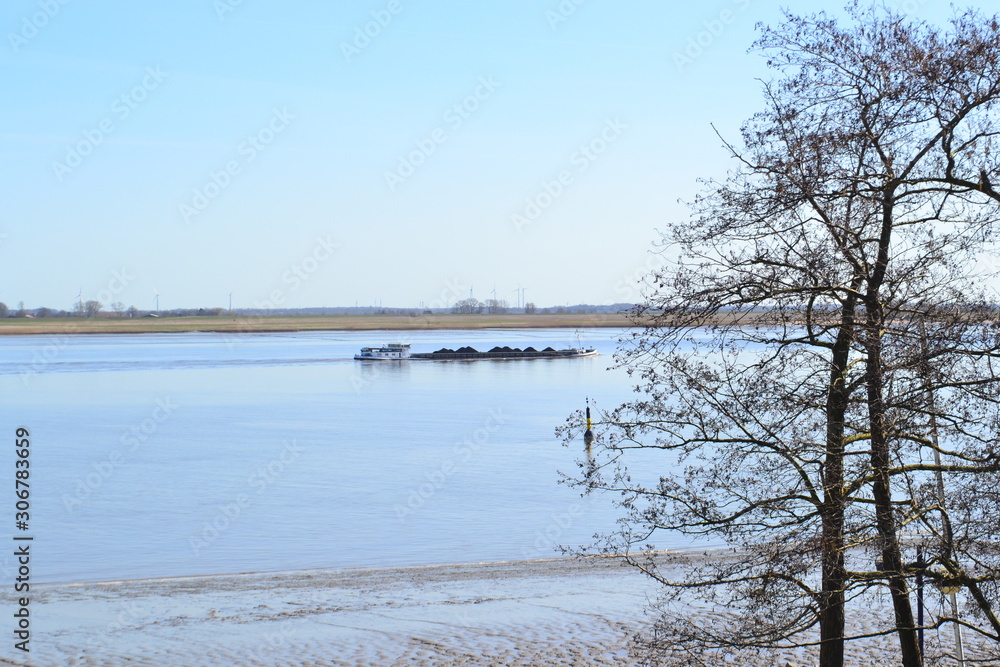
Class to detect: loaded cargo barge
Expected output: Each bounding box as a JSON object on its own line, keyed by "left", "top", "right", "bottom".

{"left": 412, "top": 345, "right": 598, "bottom": 360}
{"left": 354, "top": 343, "right": 598, "bottom": 361}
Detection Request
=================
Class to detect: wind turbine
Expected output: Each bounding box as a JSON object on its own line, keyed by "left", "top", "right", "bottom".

{"left": 228, "top": 292, "right": 233, "bottom": 312}
{"left": 514, "top": 284, "right": 528, "bottom": 310}
{"left": 152, "top": 288, "right": 160, "bottom": 313}
{"left": 75, "top": 288, "right": 83, "bottom": 315}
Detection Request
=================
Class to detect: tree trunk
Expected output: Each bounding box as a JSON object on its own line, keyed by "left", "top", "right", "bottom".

{"left": 818, "top": 291, "right": 858, "bottom": 667}
{"left": 865, "top": 298, "right": 922, "bottom": 667}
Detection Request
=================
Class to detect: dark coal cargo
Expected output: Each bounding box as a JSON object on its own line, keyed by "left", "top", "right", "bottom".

{"left": 412, "top": 345, "right": 598, "bottom": 360}
{"left": 354, "top": 342, "right": 598, "bottom": 361}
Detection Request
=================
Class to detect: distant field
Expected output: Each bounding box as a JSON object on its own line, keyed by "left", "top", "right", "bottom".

{"left": 0, "top": 313, "right": 634, "bottom": 335}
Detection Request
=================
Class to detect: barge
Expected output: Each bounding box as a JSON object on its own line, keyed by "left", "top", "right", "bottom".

{"left": 411, "top": 345, "right": 598, "bottom": 360}
{"left": 354, "top": 343, "right": 598, "bottom": 361}
{"left": 354, "top": 343, "right": 412, "bottom": 360}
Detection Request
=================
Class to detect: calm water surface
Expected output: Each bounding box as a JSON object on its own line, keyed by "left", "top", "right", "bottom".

{"left": 2, "top": 328, "right": 691, "bottom": 583}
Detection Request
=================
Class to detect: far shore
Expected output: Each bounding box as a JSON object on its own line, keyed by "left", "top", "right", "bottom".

{"left": 0, "top": 312, "right": 634, "bottom": 336}
{"left": 0, "top": 309, "right": 880, "bottom": 337}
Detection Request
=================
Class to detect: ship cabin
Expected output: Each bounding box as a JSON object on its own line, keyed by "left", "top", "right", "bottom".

{"left": 354, "top": 343, "right": 412, "bottom": 360}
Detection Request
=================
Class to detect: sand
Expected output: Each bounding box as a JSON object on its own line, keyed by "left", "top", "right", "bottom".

{"left": 7, "top": 555, "right": 997, "bottom": 666}
{"left": 13, "top": 557, "right": 653, "bottom": 667}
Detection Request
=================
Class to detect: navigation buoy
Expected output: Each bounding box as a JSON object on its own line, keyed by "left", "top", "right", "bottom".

{"left": 584, "top": 398, "right": 595, "bottom": 446}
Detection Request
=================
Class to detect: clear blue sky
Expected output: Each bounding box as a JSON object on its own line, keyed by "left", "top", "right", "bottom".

{"left": 0, "top": 0, "right": 958, "bottom": 311}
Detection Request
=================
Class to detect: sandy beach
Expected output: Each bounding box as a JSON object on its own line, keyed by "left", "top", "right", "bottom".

{"left": 8, "top": 554, "right": 996, "bottom": 666}
{"left": 15, "top": 557, "right": 655, "bottom": 667}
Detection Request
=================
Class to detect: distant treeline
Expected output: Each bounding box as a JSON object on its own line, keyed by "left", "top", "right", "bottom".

{"left": 0, "top": 301, "right": 636, "bottom": 319}
{"left": 230, "top": 303, "right": 636, "bottom": 317}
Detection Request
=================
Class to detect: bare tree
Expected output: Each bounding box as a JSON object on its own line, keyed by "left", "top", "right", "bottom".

{"left": 111, "top": 302, "right": 125, "bottom": 317}
{"left": 485, "top": 298, "right": 509, "bottom": 315}
{"left": 84, "top": 300, "right": 102, "bottom": 318}
{"left": 0, "top": 302, "right": 8, "bottom": 318}
{"left": 451, "top": 298, "right": 483, "bottom": 314}
{"left": 563, "top": 6, "right": 1000, "bottom": 666}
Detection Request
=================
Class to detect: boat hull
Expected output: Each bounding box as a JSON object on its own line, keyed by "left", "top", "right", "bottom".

{"left": 353, "top": 343, "right": 598, "bottom": 361}
{"left": 354, "top": 343, "right": 411, "bottom": 360}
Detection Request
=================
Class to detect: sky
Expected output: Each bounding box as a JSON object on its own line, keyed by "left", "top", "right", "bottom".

{"left": 0, "top": 0, "right": 962, "bottom": 312}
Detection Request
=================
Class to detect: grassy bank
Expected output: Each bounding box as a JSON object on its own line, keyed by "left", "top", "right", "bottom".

{"left": 0, "top": 312, "right": 633, "bottom": 335}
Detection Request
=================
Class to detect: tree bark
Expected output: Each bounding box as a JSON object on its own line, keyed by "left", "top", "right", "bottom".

{"left": 818, "top": 290, "right": 858, "bottom": 667}
{"left": 866, "top": 343, "right": 921, "bottom": 666}
{"left": 865, "top": 196, "right": 921, "bottom": 667}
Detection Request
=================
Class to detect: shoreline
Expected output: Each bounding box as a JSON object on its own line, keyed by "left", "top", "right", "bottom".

{"left": 17, "top": 554, "right": 993, "bottom": 666}
{"left": 37, "top": 550, "right": 700, "bottom": 589}
{"left": 25, "top": 556, "right": 656, "bottom": 667}
{"left": 0, "top": 313, "right": 633, "bottom": 336}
